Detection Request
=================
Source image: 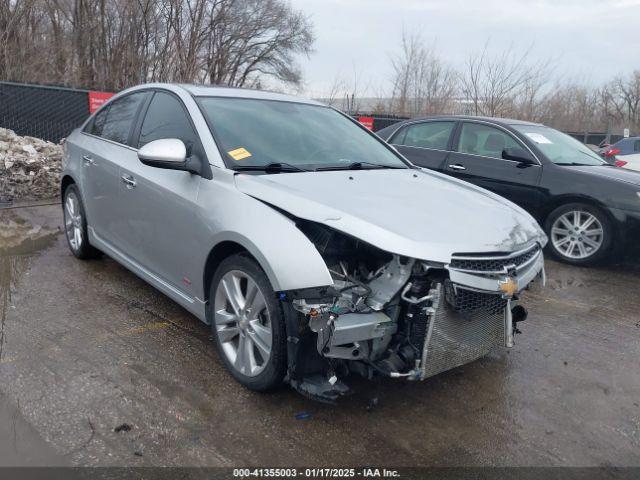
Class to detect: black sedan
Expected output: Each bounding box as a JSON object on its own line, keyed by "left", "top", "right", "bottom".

{"left": 376, "top": 116, "right": 640, "bottom": 266}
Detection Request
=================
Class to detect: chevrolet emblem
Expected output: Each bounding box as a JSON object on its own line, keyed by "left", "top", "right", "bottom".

{"left": 499, "top": 276, "right": 518, "bottom": 298}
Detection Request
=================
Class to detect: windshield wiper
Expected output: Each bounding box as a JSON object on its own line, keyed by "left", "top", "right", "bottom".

{"left": 233, "top": 162, "right": 310, "bottom": 173}
{"left": 315, "top": 161, "right": 406, "bottom": 171}
{"left": 555, "top": 162, "right": 594, "bottom": 166}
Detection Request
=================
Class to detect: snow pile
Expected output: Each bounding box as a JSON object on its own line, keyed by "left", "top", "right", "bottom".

{"left": 0, "top": 128, "right": 63, "bottom": 202}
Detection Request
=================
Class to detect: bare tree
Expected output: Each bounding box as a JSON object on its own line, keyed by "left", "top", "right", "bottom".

{"left": 0, "top": 0, "right": 43, "bottom": 82}
{"left": 203, "top": 0, "right": 313, "bottom": 88}
{"left": 390, "top": 30, "right": 458, "bottom": 117}
{"left": 323, "top": 74, "right": 346, "bottom": 107}
{"left": 534, "top": 81, "right": 602, "bottom": 132}
{"left": 461, "top": 40, "right": 553, "bottom": 117}
{"left": 605, "top": 71, "right": 640, "bottom": 132}
{"left": 0, "top": 0, "right": 314, "bottom": 91}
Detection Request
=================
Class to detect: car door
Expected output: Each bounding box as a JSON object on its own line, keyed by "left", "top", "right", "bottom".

{"left": 79, "top": 92, "right": 149, "bottom": 247}
{"left": 388, "top": 120, "right": 456, "bottom": 171}
{"left": 115, "top": 90, "right": 204, "bottom": 297}
{"left": 444, "top": 121, "right": 543, "bottom": 212}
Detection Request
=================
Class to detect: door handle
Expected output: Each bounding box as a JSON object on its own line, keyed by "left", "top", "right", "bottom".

{"left": 448, "top": 164, "right": 466, "bottom": 171}
{"left": 82, "top": 155, "right": 95, "bottom": 166}
{"left": 121, "top": 174, "right": 137, "bottom": 189}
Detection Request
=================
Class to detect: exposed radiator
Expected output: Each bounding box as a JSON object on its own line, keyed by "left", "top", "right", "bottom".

{"left": 421, "top": 286, "right": 505, "bottom": 379}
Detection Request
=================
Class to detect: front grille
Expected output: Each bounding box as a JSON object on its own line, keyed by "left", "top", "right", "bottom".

{"left": 422, "top": 291, "right": 505, "bottom": 379}
{"left": 449, "top": 244, "right": 540, "bottom": 273}
{"left": 444, "top": 281, "right": 507, "bottom": 315}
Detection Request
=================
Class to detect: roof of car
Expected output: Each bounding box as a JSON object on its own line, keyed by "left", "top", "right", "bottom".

{"left": 395, "top": 115, "right": 543, "bottom": 127}
{"left": 177, "top": 84, "right": 324, "bottom": 106}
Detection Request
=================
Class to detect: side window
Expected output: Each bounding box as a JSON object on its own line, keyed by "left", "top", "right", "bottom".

{"left": 86, "top": 107, "right": 109, "bottom": 137}
{"left": 394, "top": 122, "right": 455, "bottom": 150}
{"left": 138, "top": 92, "right": 198, "bottom": 153}
{"left": 634, "top": 140, "right": 640, "bottom": 152}
{"left": 100, "top": 93, "right": 147, "bottom": 145}
{"left": 457, "top": 122, "right": 521, "bottom": 159}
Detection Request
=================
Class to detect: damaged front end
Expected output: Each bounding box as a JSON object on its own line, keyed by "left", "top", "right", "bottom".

{"left": 280, "top": 221, "right": 545, "bottom": 402}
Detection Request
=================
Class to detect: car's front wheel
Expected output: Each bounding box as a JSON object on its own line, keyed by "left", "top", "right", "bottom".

{"left": 209, "top": 253, "right": 287, "bottom": 391}
{"left": 545, "top": 203, "right": 612, "bottom": 266}
{"left": 63, "top": 184, "right": 101, "bottom": 259}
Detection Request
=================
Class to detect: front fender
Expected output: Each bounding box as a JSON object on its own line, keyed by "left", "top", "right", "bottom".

{"left": 196, "top": 176, "right": 333, "bottom": 294}
{"left": 206, "top": 226, "right": 333, "bottom": 292}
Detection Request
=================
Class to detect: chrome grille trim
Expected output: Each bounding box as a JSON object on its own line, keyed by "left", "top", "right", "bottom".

{"left": 449, "top": 244, "right": 541, "bottom": 276}
{"left": 451, "top": 243, "right": 539, "bottom": 261}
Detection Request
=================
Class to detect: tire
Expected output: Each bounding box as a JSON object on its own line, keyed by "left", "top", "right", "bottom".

{"left": 209, "top": 253, "right": 287, "bottom": 391}
{"left": 62, "top": 184, "right": 101, "bottom": 260}
{"left": 544, "top": 202, "right": 613, "bottom": 266}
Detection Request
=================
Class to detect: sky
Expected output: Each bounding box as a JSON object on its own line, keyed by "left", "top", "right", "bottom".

{"left": 289, "top": 0, "right": 640, "bottom": 98}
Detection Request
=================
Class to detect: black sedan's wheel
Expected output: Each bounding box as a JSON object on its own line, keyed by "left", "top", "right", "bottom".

{"left": 63, "top": 184, "right": 101, "bottom": 259}
{"left": 209, "top": 253, "right": 287, "bottom": 391}
{"left": 544, "top": 203, "right": 612, "bottom": 266}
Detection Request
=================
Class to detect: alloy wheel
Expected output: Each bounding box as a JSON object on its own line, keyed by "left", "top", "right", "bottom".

{"left": 214, "top": 270, "right": 272, "bottom": 377}
{"left": 64, "top": 191, "right": 83, "bottom": 251}
{"left": 551, "top": 210, "right": 604, "bottom": 260}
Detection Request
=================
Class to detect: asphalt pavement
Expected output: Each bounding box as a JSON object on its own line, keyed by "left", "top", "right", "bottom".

{"left": 0, "top": 202, "right": 638, "bottom": 467}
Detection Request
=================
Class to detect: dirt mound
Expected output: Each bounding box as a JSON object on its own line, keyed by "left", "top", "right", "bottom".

{"left": 0, "top": 128, "right": 63, "bottom": 202}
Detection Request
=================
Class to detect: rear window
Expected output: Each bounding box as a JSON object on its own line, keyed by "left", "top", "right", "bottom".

{"left": 394, "top": 121, "right": 455, "bottom": 150}
{"left": 100, "top": 92, "right": 147, "bottom": 145}
{"left": 86, "top": 107, "right": 109, "bottom": 137}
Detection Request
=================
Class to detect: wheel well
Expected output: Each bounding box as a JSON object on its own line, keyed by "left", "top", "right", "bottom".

{"left": 203, "top": 241, "right": 253, "bottom": 305}
{"left": 540, "top": 196, "right": 614, "bottom": 228}
{"left": 60, "top": 175, "right": 75, "bottom": 201}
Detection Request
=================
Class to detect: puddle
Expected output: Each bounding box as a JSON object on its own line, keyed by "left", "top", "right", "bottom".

{"left": 0, "top": 211, "right": 60, "bottom": 362}
{"left": 0, "top": 211, "right": 60, "bottom": 256}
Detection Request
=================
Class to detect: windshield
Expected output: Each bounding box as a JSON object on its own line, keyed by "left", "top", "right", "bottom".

{"left": 196, "top": 97, "right": 409, "bottom": 171}
{"left": 514, "top": 125, "right": 606, "bottom": 166}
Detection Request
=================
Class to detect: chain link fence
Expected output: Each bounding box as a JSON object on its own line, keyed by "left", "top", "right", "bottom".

{"left": 0, "top": 81, "right": 91, "bottom": 143}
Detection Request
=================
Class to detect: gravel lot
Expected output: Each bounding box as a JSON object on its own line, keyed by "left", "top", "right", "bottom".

{"left": 0, "top": 202, "right": 639, "bottom": 467}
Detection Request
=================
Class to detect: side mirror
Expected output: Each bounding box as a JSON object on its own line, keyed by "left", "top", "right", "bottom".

{"left": 502, "top": 147, "right": 536, "bottom": 165}
{"left": 138, "top": 138, "right": 203, "bottom": 176}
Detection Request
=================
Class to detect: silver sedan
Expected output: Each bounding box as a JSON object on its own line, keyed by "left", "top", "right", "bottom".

{"left": 61, "top": 84, "right": 546, "bottom": 401}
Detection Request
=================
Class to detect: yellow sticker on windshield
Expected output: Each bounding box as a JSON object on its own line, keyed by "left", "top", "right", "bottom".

{"left": 228, "top": 147, "right": 252, "bottom": 161}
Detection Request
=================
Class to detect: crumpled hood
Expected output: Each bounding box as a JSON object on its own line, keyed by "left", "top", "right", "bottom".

{"left": 235, "top": 168, "right": 547, "bottom": 264}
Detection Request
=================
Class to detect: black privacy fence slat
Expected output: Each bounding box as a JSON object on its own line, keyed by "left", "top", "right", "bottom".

{"left": 371, "top": 117, "right": 405, "bottom": 131}
{"left": 566, "top": 132, "right": 624, "bottom": 146}
{"left": 0, "top": 81, "right": 91, "bottom": 143}
{"left": 349, "top": 114, "right": 408, "bottom": 132}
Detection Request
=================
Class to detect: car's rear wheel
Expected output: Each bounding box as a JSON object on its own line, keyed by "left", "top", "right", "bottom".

{"left": 63, "top": 184, "right": 101, "bottom": 259}
{"left": 209, "top": 253, "right": 287, "bottom": 391}
{"left": 545, "top": 203, "right": 612, "bottom": 266}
